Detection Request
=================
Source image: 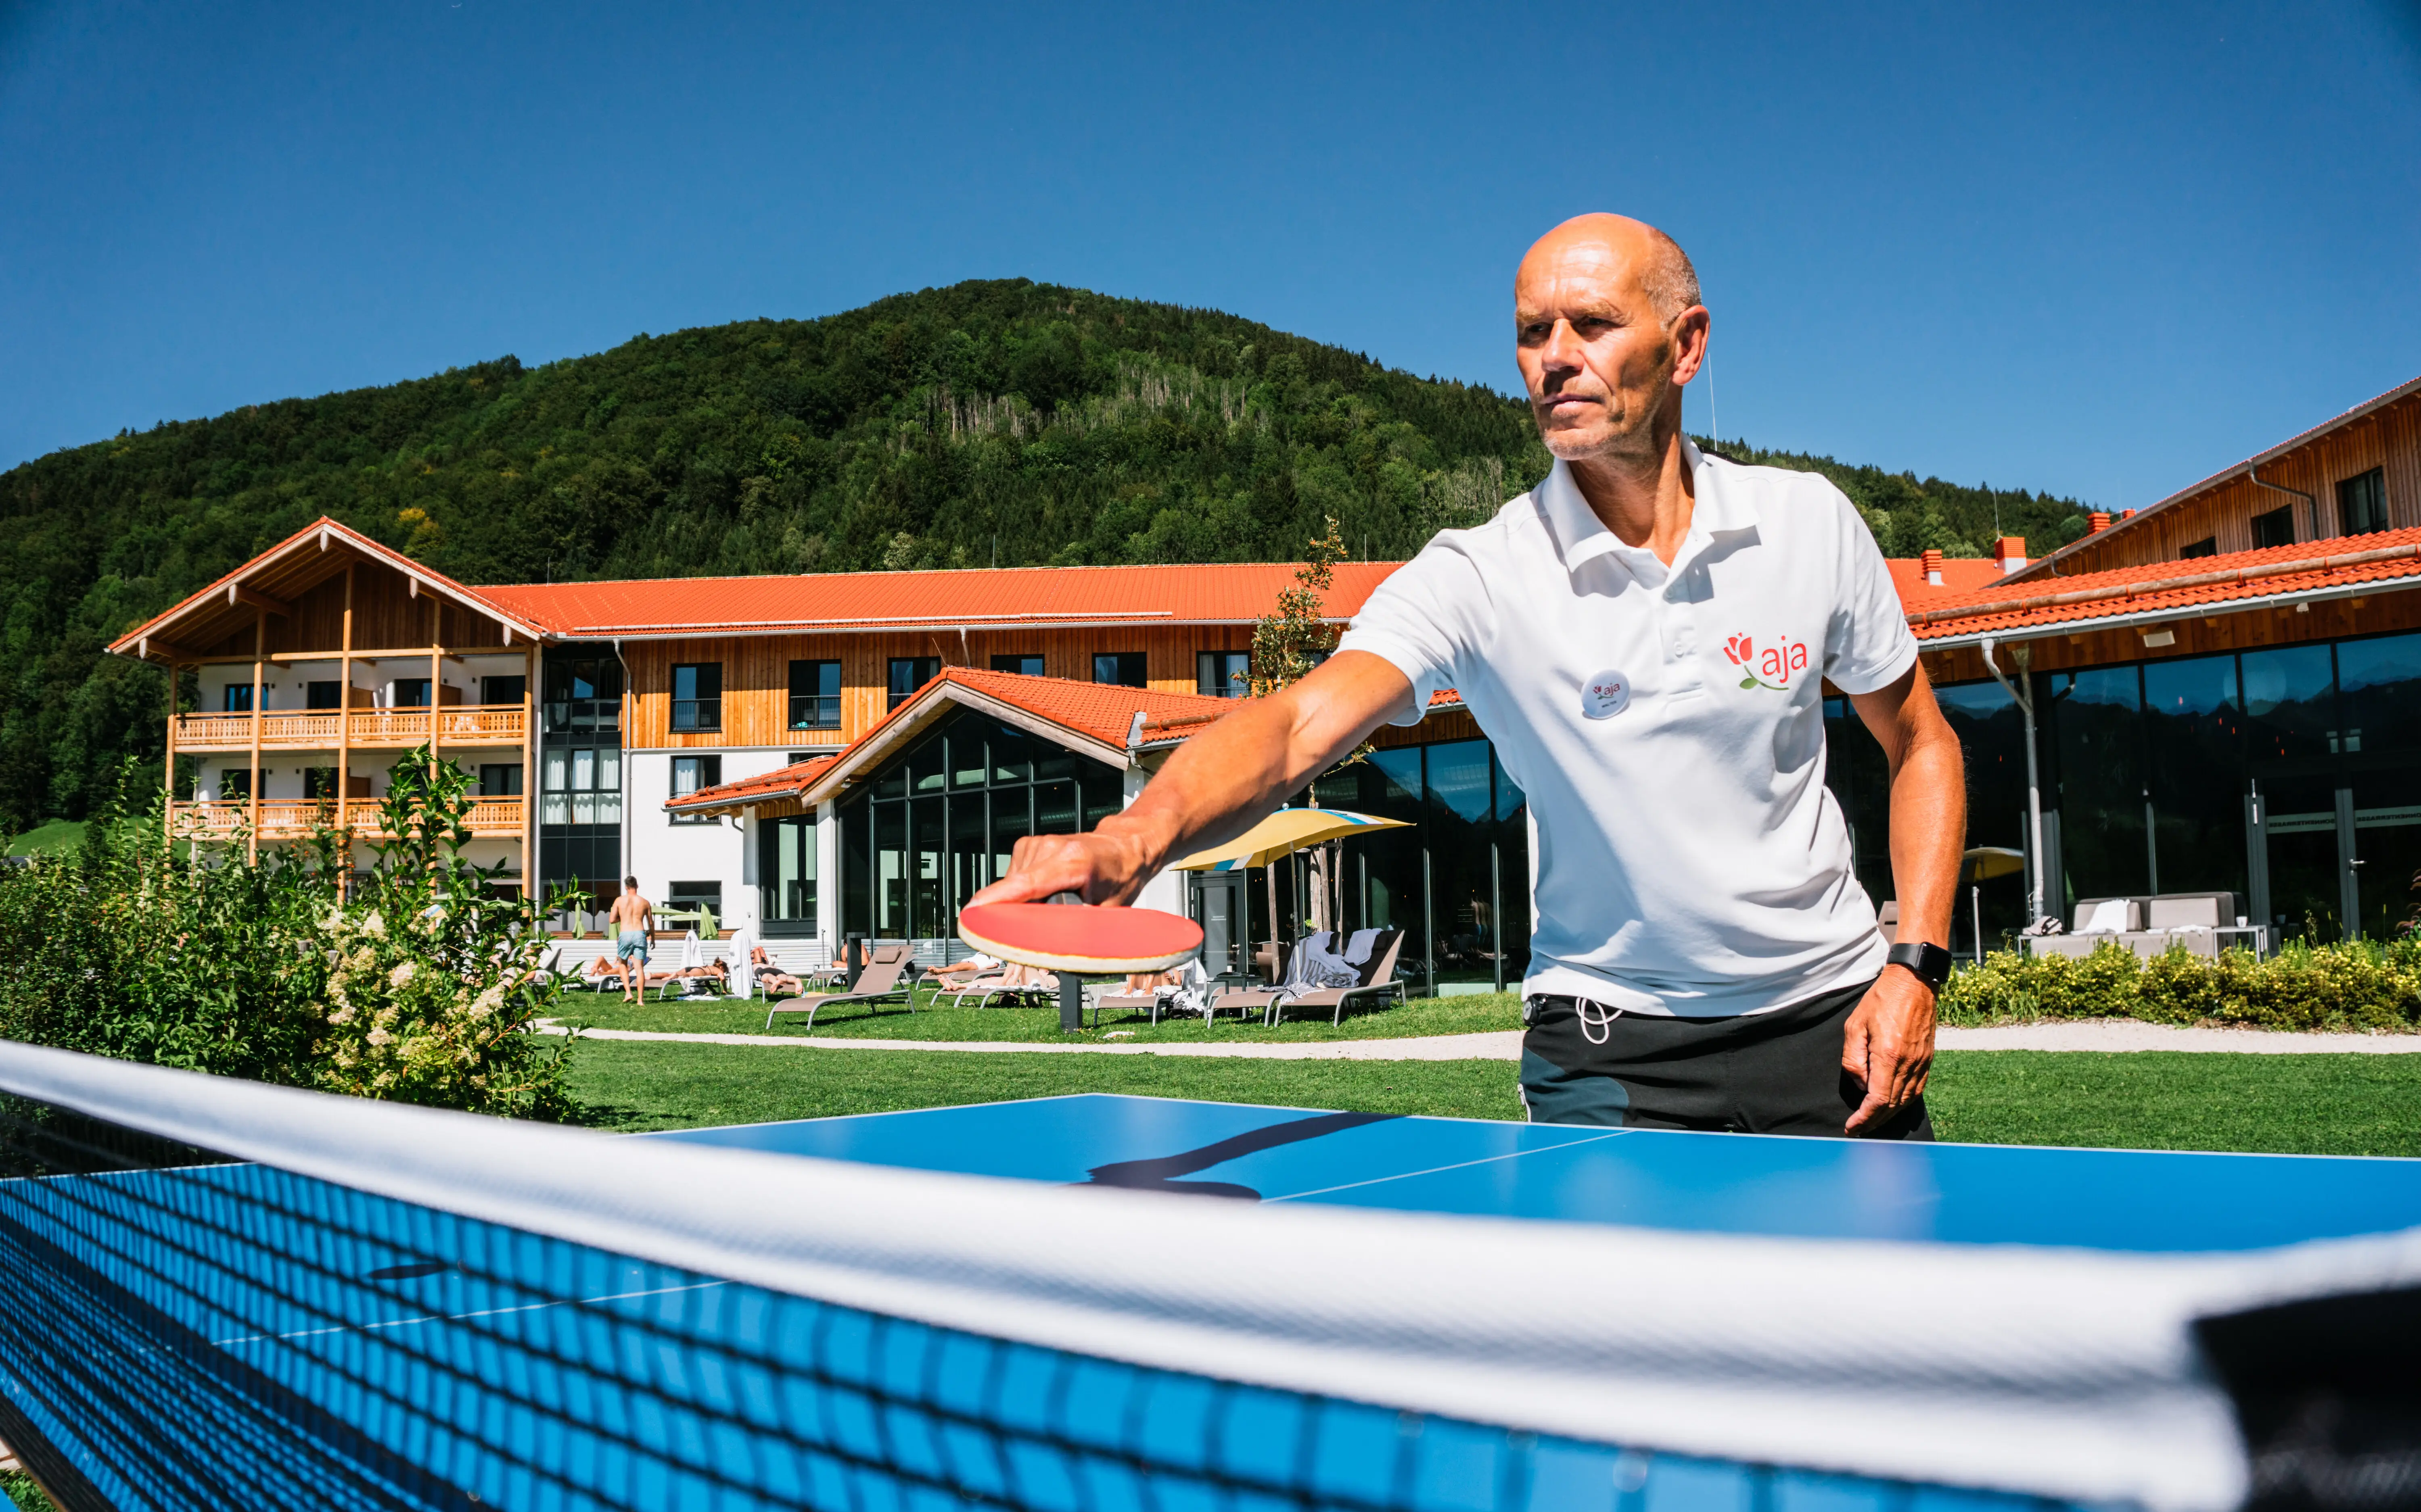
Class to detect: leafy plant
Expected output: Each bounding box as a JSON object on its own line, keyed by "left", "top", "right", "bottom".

{"left": 1939, "top": 938, "right": 2421, "bottom": 1033}
{"left": 0, "top": 750, "right": 577, "bottom": 1119}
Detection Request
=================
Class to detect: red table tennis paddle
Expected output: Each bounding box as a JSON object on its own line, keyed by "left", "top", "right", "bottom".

{"left": 958, "top": 899, "right": 1204, "bottom": 975}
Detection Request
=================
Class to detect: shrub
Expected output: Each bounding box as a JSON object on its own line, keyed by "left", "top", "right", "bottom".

{"left": 1940, "top": 938, "right": 2421, "bottom": 1033}
{"left": 0, "top": 749, "right": 576, "bottom": 1119}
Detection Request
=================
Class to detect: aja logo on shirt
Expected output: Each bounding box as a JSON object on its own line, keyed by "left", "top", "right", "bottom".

{"left": 1723, "top": 633, "right": 1807, "bottom": 691}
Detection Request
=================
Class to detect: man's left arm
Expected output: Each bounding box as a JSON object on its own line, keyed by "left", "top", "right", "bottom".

{"left": 1842, "top": 663, "right": 1965, "bottom": 1133}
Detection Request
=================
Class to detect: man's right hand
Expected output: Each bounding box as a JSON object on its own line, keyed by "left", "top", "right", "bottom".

{"left": 966, "top": 821, "right": 1166, "bottom": 909}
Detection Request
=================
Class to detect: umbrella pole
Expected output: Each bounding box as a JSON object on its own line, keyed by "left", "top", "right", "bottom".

{"left": 1266, "top": 863, "right": 1280, "bottom": 987}
{"left": 1972, "top": 883, "right": 1983, "bottom": 965}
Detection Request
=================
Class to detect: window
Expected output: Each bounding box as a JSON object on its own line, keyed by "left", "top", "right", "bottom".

{"left": 1196, "top": 650, "right": 1250, "bottom": 698}
{"left": 671, "top": 664, "right": 722, "bottom": 732}
{"left": 670, "top": 754, "right": 723, "bottom": 822}
{"left": 306, "top": 681, "right": 342, "bottom": 710}
{"left": 478, "top": 763, "right": 523, "bottom": 797}
{"left": 788, "top": 660, "right": 842, "bottom": 729}
{"left": 222, "top": 684, "right": 253, "bottom": 713}
{"left": 480, "top": 674, "right": 526, "bottom": 706}
{"left": 303, "top": 767, "right": 337, "bottom": 800}
{"left": 990, "top": 654, "right": 1045, "bottom": 677}
{"left": 1093, "top": 652, "right": 1147, "bottom": 688}
{"left": 2339, "top": 468, "right": 2388, "bottom": 536}
{"left": 2252, "top": 505, "right": 2296, "bottom": 549}
{"left": 219, "top": 769, "right": 251, "bottom": 800}
{"left": 542, "top": 656, "right": 623, "bottom": 736}
{"left": 667, "top": 881, "right": 724, "bottom": 932}
{"left": 541, "top": 745, "right": 622, "bottom": 827}
{"left": 2179, "top": 537, "right": 2218, "bottom": 560}
{"left": 760, "top": 815, "right": 818, "bottom": 931}
{"left": 393, "top": 678, "right": 432, "bottom": 709}
{"left": 888, "top": 657, "right": 941, "bottom": 710}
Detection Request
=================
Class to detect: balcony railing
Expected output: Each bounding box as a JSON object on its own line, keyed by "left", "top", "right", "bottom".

{"left": 172, "top": 705, "right": 529, "bottom": 753}
{"left": 168, "top": 798, "right": 526, "bottom": 842}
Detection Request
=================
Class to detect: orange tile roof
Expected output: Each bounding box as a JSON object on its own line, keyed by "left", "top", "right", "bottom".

{"left": 669, "top": 668, "right": 1242, "bottom": 811}
{"left": 667, "top": 754, "right": 840, "bottom": 812}
{"left": 477, "top": 562, "right": 1405, "bottom": 638}
{"left": 1905, "top": 528, "right": 2421, "bottom": 641}
{"left": 1884, "top": 557, "right": 2010, "bottom": 607}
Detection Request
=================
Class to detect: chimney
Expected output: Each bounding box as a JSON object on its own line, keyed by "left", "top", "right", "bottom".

{"left": 2120, "top": 508, "right": 2137, "bottom": 520}
{"left": 1920, "top": 547, "right": 1944, "bottom": 586}
{"left": 2089, "top": 512, "right": 2112, "bottom": 534}
{"left": 1995, "top": 535, "right": 2028, "bottom": 574}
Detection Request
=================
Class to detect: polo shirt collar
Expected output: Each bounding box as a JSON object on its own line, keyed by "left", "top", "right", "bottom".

{"left": 1537, "top": 439, "right": 1758, "bottom": 587}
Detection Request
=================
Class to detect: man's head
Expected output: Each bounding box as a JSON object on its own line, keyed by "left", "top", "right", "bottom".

{"left": 1514, "top": 213, "right": 1708, "bottom": 464}
{"left": 623, "top": 875, "right": 639, "bottom": 893}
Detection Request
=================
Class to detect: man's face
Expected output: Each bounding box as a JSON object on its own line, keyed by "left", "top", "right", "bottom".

{"left": 1514, "top": 236, "right": 1689, "bottom": 462}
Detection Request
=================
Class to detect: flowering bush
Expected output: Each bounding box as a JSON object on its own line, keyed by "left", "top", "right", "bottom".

{"left": 1940, "top": 938, "right": 2421, "bottom": 1033}
{"left": 0, "top": 750, "right": 575, "bottom": 1119}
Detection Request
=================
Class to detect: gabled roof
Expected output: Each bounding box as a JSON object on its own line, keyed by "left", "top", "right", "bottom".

{"left": 477, "top": 561, "right": 1405, "bottom": 639}
{"left": 1905, "top": 527, "right": 2421, "bottom": 645}
{"left": 665, "top": 754, "right": 841, "bottom": 817}
{"left": 667, "top": 668, "right": 1241, "bottom": 814}
{"left": 108, "top": 517, "right": 550, "bottom": 663}
{"left": 2007, "top": 371, "right": 2421, "bottom": 583}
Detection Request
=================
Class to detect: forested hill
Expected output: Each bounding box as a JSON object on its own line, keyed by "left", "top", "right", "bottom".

{"left": 0, "top": 277, "right": 2091, "bottom": 827}
{"left": 1697, "top": 439, "right": 2092, "bottom": 561}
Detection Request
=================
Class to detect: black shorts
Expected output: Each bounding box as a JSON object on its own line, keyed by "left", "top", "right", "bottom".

{"left": 1519, "top": 975, "right": 1933, "bottom": 1140}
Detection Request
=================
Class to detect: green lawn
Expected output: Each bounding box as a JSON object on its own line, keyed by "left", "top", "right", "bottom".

{"left": 4, "top": 820, "right": 84, "bottom": 857}
{"left": 554, "top": 986, "right": 1524, "bottom": 1043}
{"left": 566, "top": 1040, "right": 2421, "bottom": 1156}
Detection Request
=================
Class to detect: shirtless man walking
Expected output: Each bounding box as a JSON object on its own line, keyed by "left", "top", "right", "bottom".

{"left": 607, "top": 875, "right": 654, "bottom": 1003}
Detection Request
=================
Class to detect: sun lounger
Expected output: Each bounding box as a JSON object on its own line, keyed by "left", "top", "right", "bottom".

{"left": 765, "top": 944, "right": 914, "bottom": 1031}
{"left": 1219, "top": 929, "right": 1406, "bottom": 1027}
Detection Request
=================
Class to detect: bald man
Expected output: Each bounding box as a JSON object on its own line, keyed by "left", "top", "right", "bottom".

{"left": 971, "top": 215, "right": 1965, "bottom": 1138}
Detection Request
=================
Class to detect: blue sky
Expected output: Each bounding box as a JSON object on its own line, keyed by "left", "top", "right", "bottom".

{"left": 4, "top": 1, "right": 2417, "bottom": 512}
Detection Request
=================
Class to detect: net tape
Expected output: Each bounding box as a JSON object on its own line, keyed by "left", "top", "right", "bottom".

{"left": 1, "top": 1042, "right": 2415, "bottom": 1512}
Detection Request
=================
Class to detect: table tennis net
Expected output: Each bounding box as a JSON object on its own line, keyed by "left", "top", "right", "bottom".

{"left": 0, "top": 1073, "right": 2063, "bottom": 1512}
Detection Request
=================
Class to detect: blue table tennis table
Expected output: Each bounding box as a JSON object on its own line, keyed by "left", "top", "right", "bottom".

{"left": 5, "top": 1092, "right": 2420, "bottom": 1512}
{"left": 652, "top": 1092, "right": 2421, "bottom": 1253}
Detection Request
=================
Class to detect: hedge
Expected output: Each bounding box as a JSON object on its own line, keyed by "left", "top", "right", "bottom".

{"left": 1940, "top": 938, "right": 2421, "bottom": 1033}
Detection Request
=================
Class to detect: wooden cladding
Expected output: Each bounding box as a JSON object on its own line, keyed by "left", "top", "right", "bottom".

{"left": 171, "top": 706, "right": 529, "bottom": 754}
{"left": 169, "top": 796, "right": 525, "bottom": 842}
{"left": 185, "top": 558, "right": 511, "bottom": 659}
{"left": 2040, "top": 391, "right": 2421, "bottom": 576}
{"left": 619, "top": 625, "right": 1254, "bottom": 749}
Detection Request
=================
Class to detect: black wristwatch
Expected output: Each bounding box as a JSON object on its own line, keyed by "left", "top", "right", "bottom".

{"left": 1886, "top": 941, "right": 1952, "bottom": 994}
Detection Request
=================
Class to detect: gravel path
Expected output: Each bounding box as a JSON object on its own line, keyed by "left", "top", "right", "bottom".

{"left": 540, "top": 1020, "right": 2420, "bottom": 1057}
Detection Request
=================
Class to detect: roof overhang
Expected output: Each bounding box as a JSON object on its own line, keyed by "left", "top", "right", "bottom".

{"left": 1913, "top": 560, "right": 2421, "bottom": 651}
{"left": 109, "top": 518, "right": 551, "bottom": 665}
{"left": 797, "top": 679, "right": 1135, "bottom": 809}
{"left": 2009, "top": 372, "right": 2421, "bottom": 583}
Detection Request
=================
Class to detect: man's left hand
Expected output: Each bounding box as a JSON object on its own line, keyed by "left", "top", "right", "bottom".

{"left": 1841, "top": 967, "right": 1937, "bottom": 1135}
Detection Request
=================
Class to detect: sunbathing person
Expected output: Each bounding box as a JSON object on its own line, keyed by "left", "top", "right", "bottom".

{"left": 749, "top": 946, "right": 803, "bottom": 997}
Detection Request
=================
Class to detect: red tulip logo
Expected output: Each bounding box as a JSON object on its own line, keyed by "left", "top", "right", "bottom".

{"left": 1723, "top": 634, "right": 1754, "bottom": 666}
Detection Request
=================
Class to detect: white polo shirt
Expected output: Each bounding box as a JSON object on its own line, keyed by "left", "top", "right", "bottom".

{"left": 1336, "top": 441, "right": 1917, "bottom": 1017}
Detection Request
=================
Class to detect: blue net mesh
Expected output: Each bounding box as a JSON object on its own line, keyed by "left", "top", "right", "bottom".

{"left": 0, "top": 1098, "right": 2066, "bottom": 1512}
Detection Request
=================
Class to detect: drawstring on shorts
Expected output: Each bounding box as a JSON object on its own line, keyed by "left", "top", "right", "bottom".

{"left": 1576, "top": 998, "right": 1622, "bottom": 1046}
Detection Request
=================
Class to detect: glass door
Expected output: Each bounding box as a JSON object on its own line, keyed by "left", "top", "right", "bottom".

{"left": 2254, "top": 773, "right": 2346, "bottom": 944}
{"left": 1188, "top": 871, "right": 1248, "bottom": 979}
{"left": 2350, "top": 768, "right": 2421, "bottom": 943}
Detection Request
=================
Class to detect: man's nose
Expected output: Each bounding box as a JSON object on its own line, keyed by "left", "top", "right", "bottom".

{"left": 1539, "top": 318, "right": 1585, "bottom": 372}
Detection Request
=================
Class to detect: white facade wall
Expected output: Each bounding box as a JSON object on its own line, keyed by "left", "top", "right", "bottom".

{"left": 624, "top": 748, "right": 786, "bottom": 932}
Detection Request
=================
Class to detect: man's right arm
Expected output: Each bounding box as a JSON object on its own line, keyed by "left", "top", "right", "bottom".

{"left": 966, "top": 650, "right": 1417, "bottom": 908}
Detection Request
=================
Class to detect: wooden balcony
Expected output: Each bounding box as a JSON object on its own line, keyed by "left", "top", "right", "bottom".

{"left": 171, "top": 705, "right": 529, "bottom": 753}
{"left": 168, "top": 798, "right": 527, "bottom": 842}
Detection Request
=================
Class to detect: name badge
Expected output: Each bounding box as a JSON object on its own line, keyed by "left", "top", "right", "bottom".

{"left": 1581, "top": 670, "right": 1631, "bottom": 719}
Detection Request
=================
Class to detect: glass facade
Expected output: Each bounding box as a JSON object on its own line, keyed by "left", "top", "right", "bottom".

{"left": 1829, "top": 630, "right": 2421, "bottom": 946}
{"left": 837, "top": 707, "right": 1125, "bottom": 941}
{"left": 539, "top": 651, "right": 624, "bottom": 915}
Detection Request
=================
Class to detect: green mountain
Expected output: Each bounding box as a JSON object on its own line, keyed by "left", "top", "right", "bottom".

{"left": 1696, "top": 438, "right": 2093, "bottom": 561}
{"left": 0, "top": 278, "right": 2091, "bottom": 828}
